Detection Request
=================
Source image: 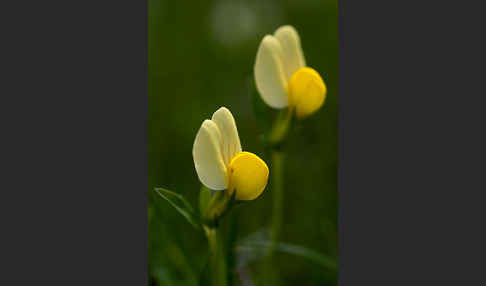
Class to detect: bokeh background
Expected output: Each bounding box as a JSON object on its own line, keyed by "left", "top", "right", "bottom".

{"left": 149, "top": 0, "right": 338, "bottom": 285}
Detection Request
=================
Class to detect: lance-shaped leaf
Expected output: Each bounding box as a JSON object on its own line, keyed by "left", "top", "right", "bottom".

{"left": 154, "top": 187, "right": 201, "bottom": 230}
{"left": 237, "top": 230, "right": 337, "bottom": 271}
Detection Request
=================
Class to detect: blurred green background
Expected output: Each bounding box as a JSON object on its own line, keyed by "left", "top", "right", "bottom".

{"left": 149, "top": 0, "right": 338, "bottom": 285}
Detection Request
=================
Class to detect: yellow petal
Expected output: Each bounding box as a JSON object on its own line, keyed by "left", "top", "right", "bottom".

{"left": 254, "top": 35, "right": 288, "bottom": 109}
{"left": 211, "top": 107, "right": 242, "bottom": 166}
{"left": 228, "top": 152, "right": 269, "bottom": 201}
{"left": 192, "top": 120, "right": 227, "bottom": 190}
{"left": 274, "top": 25, "right": 306, "bottom": 80}
{"left": 288, "top": 67, "right": 327, "bottom": 118}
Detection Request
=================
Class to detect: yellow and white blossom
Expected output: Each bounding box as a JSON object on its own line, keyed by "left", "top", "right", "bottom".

{"left": 193, "top": 107, "right": 269, "bottom": 201}
{"left": 254, "top": 25, "right": 327, "bottom": 118}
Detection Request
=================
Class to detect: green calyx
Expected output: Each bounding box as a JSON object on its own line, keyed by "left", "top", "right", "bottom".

{"left": 266, "top": 108, "right": 293, "bottom": 149}
{"left": 200, "top": 189, "right": 237, "bottom": 228}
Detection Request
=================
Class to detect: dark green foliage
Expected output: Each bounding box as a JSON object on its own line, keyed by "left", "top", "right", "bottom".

{"left": 149, "top": 0, "right": 338, "bottom": 285}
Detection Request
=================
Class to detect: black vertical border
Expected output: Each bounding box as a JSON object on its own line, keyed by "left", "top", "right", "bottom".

{"left": 3, "top": 0, "right": 485, "bottom": 284}
{"left": 1, "top": 0, "right": 148, "bottom": 285}
{"left": 339, "top": 0, "right": 485, "bottom": 285}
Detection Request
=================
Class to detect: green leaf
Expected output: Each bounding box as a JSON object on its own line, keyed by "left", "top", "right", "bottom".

{"left": 272, "top": 242, "right": 337, "bottom": 271}
{"left": 238, "top": 237, "right": 337, "bottom": 271}
{"left": 154, "top": 187, "right": 201, "bottom": 230}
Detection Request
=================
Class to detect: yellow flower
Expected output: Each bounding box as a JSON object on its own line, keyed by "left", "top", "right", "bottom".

{"left": 193, "top": 107, "right": 269, "bottom": 201}
{"left": 254, "top": 25, "right": 327, "bottom": 118}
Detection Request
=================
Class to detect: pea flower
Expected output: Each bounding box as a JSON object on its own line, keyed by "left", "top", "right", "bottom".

{"left": 254, "top": 25, "right": 327, "bottom": 118}
{"left": 193, "top": 107, "right": 269, "bottom": 201}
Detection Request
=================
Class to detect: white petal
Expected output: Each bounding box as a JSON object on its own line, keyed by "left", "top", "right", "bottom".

{"left": 211, "top": 107, "right": 242, "bottom": 166}
{"left": 192, "top": 120, "right": 227, "bottom": 190}
{"left": 254, "top": 35, "right": 289, "bottom": 109}
{"left": 274, "top": 25, "right": 306, "bottom": 80}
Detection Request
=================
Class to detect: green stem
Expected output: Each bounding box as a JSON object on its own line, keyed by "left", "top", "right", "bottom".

{"left": 262, "top": 109, "right": 291, "bottom": 285}
{"left": 268, "top": 110, "right": 290, "bottom": 245}
{"left": 263, "top": 149, "right": 285, "bottom": 285}
{"left": 205, "top": 226, "right": 226, "bottom": 286}
{"left": 270, "top": 150, "right": 284, "bottom": 251}
{"left": 225, "top": 212, "right": 238, "bottom": 286}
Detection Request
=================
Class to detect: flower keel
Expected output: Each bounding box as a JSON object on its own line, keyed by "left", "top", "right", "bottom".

{"left": 288, "top": 67, "right": 327, "bottom": 118}
{"left": 228, "top": 151, "right": 269, "bottom": 201}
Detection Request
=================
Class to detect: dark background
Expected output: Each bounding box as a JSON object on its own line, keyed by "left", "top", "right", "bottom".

{"left": 3, "top": 0, "right": 486, "bottom": 285}
{"left": 148, "top": 0, "right": 338, "bottom": 285}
